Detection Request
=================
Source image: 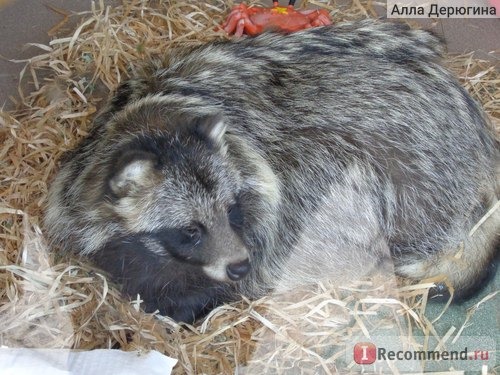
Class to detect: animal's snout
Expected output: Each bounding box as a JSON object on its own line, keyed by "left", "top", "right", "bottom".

{"left": 226, "top": 259, "right": 251, "bottom": 281}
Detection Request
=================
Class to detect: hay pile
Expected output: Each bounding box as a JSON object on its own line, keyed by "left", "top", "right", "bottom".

{"left": 0, "top": 0, "right": 498, "bottom": 373}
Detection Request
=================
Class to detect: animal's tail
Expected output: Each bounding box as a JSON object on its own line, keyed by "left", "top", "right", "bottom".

{"left": 397, "top": 197, "right": 499, "bottom": 300}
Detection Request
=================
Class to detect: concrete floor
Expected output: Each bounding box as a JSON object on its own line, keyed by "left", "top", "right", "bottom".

{"left": 0, "top": 1, "right": 499, "bottom": 109}
{"left": 0, "top": 0, "right": 116, "bottom": 108}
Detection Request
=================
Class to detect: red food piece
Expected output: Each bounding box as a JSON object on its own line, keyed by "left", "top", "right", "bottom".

{"left": 222, "top": 2, "right": 332, "bottom": 37}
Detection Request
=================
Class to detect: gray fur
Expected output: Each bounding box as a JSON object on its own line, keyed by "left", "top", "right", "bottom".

{"left": 45, "top": 20, "right": 499, "bottom": 322}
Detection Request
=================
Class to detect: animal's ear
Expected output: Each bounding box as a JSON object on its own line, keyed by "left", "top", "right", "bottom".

{"left": 109, "top": 151, "right": 159, "bottom": 198}
{"left": 193, "top": 114, "right": 227, "bottom": 150}
{"left": 110, "top": 81, "right": 134, "bottom": 111}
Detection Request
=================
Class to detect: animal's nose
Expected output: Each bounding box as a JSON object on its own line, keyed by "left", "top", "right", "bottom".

{"left": 226, "top": 259, "right": 251, "bottom": 281}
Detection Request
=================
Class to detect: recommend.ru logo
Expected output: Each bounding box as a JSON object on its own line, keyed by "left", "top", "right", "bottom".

{"left": 353, "top": 342, "right": 377, "bottom": 364}
{"left": 350, "top": 336, "right": 495, "bottom": 372}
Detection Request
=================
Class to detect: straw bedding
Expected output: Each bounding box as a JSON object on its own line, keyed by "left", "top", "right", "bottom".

{"left": 0, "top": 0, "right": 498, "bottom": 373}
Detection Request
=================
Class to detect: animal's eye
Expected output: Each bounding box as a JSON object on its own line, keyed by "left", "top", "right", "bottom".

{"left": 180, "top": 224, "right": 203, "bottom": 245}
{"left": 228, "top": 200, "right": 244, "bottom": 229}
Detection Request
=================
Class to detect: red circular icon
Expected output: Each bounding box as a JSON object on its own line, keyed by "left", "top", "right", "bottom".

{"left": 354, "top": 342, "right": 377, "bottom": 364}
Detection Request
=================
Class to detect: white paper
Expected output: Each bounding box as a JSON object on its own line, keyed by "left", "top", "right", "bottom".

{"left": 0, "top": 348, "right": 177, "bottom": 375}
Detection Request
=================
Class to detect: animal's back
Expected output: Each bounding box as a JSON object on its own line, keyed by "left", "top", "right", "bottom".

{"left": 178, "top": 21, "right": 499, "bottom": 271}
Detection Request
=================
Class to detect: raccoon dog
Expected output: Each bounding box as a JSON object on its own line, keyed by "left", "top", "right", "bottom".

{"left": 45, "top": 20, "right": 499, "bottom": 322}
